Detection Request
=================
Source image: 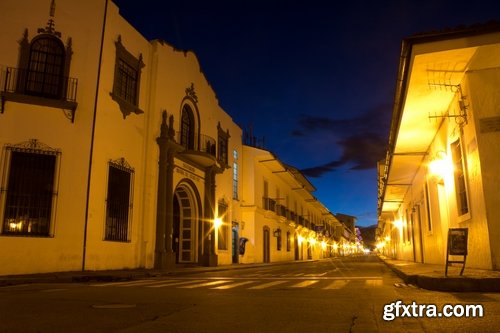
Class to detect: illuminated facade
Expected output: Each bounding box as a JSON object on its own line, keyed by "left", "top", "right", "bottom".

{"left": 378, "top": 23, "right": 500, "bottom": 270}
{"left": 240, "top": 145, "right": 342, "bottom": 263}
{"left": 0, "top": 0, "right": 340, "bottom": 276}
{"left": 0, "top": 0, "right": 241, "bottom": 275}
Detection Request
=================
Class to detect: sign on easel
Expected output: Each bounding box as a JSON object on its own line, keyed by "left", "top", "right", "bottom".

{"left": 445, "top": 228, "right": 468, "bottom": 276}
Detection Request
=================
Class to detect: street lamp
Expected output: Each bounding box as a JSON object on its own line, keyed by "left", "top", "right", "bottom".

{"left": 213, "top": 217, "right": 223, "bottom": 230}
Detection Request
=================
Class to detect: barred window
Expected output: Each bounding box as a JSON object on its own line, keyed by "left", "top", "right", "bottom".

{"left": 1, "top": 142, "right": 59, "bottom": 237}
{"left": 180, "top": 105, "right": 195, "bottom": 150}
{"left": 105, "top": 160, "right": 133, "bottom": 242}
{"left": 26, "top": 36, "right": 65, "bottom": 99}
{"left": 115, "top": 58, "right": 138, "bottom": 105}
{"left": 217, "top": 123, "right": 230, "bottom": 166}
{"left": 232, "top": 150, "right": 238, "bottom": 200}
{"left": 286, "top": 231, "right": 291, "bottom": 252}
{"left": 111, "top": 35, "right": 144, "bottom": 118}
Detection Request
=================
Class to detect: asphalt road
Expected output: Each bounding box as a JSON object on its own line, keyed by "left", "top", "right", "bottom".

{"left": 0, "top": 255, "right": 498, "bottom": 333}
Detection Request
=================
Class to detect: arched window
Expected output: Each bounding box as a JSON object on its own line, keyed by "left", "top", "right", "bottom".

{"left": 180, "top": 105, "right": 195, "bottom": 150}
{"left": 25, "top": 36, "right": 65, "bottom": 99}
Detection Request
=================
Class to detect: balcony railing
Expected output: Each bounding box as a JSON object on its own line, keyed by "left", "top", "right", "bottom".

{"left": 1, "top": 66, "right": 78, "bottom": 121}
{"left": 276, "top": 204, "right": 288, "bottom": 218}
{"left": 3, "top": 67, "right": 77, "bottom": 102}
{"left": 262, "top": 197, "right": 276, "bottom": 212}
{"left": 177, "top": 132, "right": 216, "bottom": 157}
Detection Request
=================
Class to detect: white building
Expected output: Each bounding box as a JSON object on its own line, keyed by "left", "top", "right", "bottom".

{"left": 378, "top": 23, "right": 500, "bottom": 270}
{"left": 0, "top": 0, "right": 340, "bottom": 276}
{"left": 240, "top": 145, "right": 341, "bottom": 263}
{"left": 0, "top": 0, "right": 241, "bottom": 275}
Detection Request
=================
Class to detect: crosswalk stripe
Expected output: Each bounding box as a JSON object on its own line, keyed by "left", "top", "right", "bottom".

{"left": 179, "top": 280, "right": 232, "bottom": 289}
{"left": 323, "top": 280, "right": 349, "bottom": 289}
{"left": 248, "top": 280, "right": 288, "bottom": 289}
{"left": 146, "top": 280, "right": 206, "bottom": 288}
{"left": 91, "top": 280, "right": 156, "bottom": 287}
{"left": 211, "top": 281, "right": 256, "bottom": 290}
{"left": 365, "top": 279, "right": 383, "bottom": 287}
{"left": 290, "top": 280, "right": 319, "bottom": 288}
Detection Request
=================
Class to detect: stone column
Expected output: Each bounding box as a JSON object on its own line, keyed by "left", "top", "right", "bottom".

{"left": 154, "top": 111, "right": 176, "bottom": 270}
{"left": 201, "top": 165, "right": 218, "bottom": 266}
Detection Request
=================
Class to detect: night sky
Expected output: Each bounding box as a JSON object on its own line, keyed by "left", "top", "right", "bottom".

{"left": 113, "top": 0, "right": 500, "bottom": 227}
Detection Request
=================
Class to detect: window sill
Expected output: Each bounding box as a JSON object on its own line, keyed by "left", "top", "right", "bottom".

{"left": 1, "top": 91, "right": 78, "bottom": 122}
{"left": 110, "top": 92, "right": 144, "bottom": 118}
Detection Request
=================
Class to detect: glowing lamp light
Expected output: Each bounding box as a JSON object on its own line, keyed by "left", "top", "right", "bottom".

{"left": 321, "top": 241, "right": 327, "bottom": 251}
{"left": 297, "top": 235, "right": 305, "bottom": 244}
{"left": 429, "top": 151, "right": 452, "bottom": 180}
{"left": 393, "top": 219, "right": 403, "bottom": 231}
{"left": 213, "top": 217, "right": 223, "bottom": 229}
{"left": 309, "top": 237, "right": 317, "bottom": 245}
{"left": 333, "top": 243, "right": 338, "bottom": 251}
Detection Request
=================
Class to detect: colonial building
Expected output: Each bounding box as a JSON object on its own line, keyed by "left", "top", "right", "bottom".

{"left": 240, "top": 145, "right": 342, "bottom": 263}
{"left": 0, "top": 0, "right": 241, "bottom": 275}
{"left": 378, "top": 23, "right": 500, "bottom": 270}
{"left": 0, "top": 0, "right": 340, "bottom": 276}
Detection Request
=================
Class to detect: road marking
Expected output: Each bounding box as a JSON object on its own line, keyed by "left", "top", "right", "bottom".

{"left": 146, "top": 280, "right": 206, "bottom": 288}
{"left": 40, "top": 288, "right": 68, "bottom": 292}
{"left": 91, "top": 279, "right": 156, "bottom": 287}
{"left": 323, "top": 280, "right": 349, "bottom": 289}
{"left": 293, "top": 273, "right": 305, "bottom": 276}
{"left": 248, "top": 280, "right": 288, "bottom": 289}
{"left": 365, "top": 279, "right": 383, "bottom": 287}
{"left": 211, "top": 281, "right": 256, "bottom": 289}
{"left": 179, "top": 280, "right": 232, "bottom": 289}
{"left": 290, "top": 280, "right": 319, "bottom": 288}
{"left": 304, "top": 272, "right": 327, "bottom": 277}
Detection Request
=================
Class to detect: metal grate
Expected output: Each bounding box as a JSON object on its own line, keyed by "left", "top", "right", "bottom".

{"left": 2, "top": 150, "right": 57, "bottom": 236}
{"left": 105, "top": 163, "right": 133, "bottom": 242}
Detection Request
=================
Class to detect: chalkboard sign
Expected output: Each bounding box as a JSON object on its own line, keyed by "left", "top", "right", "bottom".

{"left": 448, "top": 228, "right": 468, "bottom": 255}
{"left": 445, "top": 228, "right": 468, "bottom": 276}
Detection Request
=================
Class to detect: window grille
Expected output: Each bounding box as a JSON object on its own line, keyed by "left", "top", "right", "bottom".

{"left": 26, "top": 37, "right": 65, "bottom": 99}
{"left": 1, "top": 141, "right": 59, "bottom": 237}
{"left": 111, "top": 35, "right": 144, "bottom": 117}
{"left": 105, "top": 159, "right": 133, "bottom": 242}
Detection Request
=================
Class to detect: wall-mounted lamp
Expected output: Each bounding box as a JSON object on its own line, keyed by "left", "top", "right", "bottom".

{"left": 213, "top": 217, "right": 223, "bottom": 229}
{"left": 428, "top": 150, "right": 452, "bottom": 182}
{"left": 273, "top": 228, "right": 281, "bottom": 237}
{"left": 393, "top": 219, "right": 403, "bottom": 231}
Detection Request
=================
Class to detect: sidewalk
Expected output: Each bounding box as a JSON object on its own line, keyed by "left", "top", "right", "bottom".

{"left": 0, "top": 260, "right": 315, "bottom": 287}
{"left": 379, "top": 255, "right": 500, "bottom": 292}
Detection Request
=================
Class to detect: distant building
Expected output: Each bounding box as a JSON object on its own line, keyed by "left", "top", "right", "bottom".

{"left": 378, "top": 22, "right": 500, "bottom": 270}
{"left": 0, "top": 0, "right": 341, "bottom": 276}
{"left": 240, "top": 145, "right": 342, "bottom": 262}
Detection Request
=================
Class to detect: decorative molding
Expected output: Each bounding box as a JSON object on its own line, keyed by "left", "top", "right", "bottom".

{"left": 37, "top": 0, "right": 61, "bottom": 37}
{"left": 185, "top": 83, "right": 198, "bottom": 103}
{"left": 109, "top": 157, "right": 134, "bottom": 173}
{"left": 6, "top": 139, "right": 60, "bottom": 154}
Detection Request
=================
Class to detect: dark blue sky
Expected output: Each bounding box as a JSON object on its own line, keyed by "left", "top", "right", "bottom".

{"left": 113, "top": 0, "right": 500, "bottom": 227}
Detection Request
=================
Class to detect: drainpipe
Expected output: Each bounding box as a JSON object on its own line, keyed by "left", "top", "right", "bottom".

{"left": 82, "top": 0, "right": 109, "bottom": 271}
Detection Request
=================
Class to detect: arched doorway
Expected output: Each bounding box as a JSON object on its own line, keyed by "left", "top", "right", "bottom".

{"left": 173, "top": 183, "right": 200, "bottom": 263}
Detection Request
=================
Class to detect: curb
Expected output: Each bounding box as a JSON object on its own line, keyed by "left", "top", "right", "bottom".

{"left": 381, "top": 258, "right": 500, "bottom": 292}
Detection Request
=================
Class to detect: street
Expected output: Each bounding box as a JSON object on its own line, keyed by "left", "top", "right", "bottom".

{"left": 1, "top": 255, "right": 499, "bottom": 333}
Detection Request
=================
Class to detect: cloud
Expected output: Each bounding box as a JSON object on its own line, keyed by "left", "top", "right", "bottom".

{"left": 295, "top": 105, "right": 390, "bottom": 177}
